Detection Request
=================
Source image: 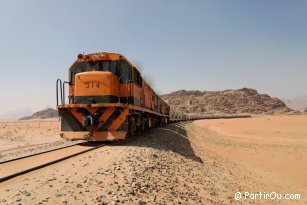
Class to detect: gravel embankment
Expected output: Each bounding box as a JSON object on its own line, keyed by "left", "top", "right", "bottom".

{"left": 0, "top": 123, "right": 259, "bottom": 205}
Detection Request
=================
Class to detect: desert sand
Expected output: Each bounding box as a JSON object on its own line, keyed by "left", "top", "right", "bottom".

{"left": 194, "top": 115, "right": 307, "bottom": 203}
{"left": 0, "top": 115, "right": 306, "bottom": 204}
{"left": 0, "top": 119, "right": 62, "bottom": 151}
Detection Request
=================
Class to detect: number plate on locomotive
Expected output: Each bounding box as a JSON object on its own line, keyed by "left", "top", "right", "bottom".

{"left": 85, "top": 82, "right": 100, "bottom": 88}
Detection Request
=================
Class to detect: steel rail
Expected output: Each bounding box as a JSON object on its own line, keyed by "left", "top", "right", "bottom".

{"left": 0, "top": 144, "right": 105, "bottom": 183}
{"left": 0, "top": 142, "right": 84, "bottom": 164}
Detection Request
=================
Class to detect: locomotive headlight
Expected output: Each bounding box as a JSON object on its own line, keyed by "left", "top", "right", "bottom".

{"left": 100, "top": 54, "right": 104, "bottom": 58}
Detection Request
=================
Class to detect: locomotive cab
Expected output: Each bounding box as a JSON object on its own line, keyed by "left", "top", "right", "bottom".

{"left": 69, "top": 58, "right": 132, "bottom": 104}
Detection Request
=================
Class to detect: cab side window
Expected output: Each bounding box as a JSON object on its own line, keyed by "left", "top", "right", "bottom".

{"left": 110, "top": 61, "right": 117, "bottom": 74}
{"left": 138, "top": 73, "right": 142, "bottom": 87}
{"left": 118, "top": 60, "right": 131, "bottom": 83}
{"left": 134, "top": 68, "right": 142, "bottom": 87}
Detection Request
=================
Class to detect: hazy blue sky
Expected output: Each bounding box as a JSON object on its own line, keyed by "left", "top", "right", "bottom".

{"left": 0, "top": 0, "right": 307, "bottom": 114}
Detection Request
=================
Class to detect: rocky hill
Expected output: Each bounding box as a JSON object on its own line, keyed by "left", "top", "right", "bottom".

{"left": 19, "top": 108, "right": 58, "bottom": 120}
{"left": 161, "top": 88, "right": 292, "bottom": 114}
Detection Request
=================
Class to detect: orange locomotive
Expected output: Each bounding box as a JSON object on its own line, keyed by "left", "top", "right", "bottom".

{"left": 56, "top": 52, "right": 170, "bottom": 141}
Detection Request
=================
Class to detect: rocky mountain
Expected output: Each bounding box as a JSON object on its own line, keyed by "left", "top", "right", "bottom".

{"left": 282, "top": 95, "right": 307, "bottom": 110}
{"left": 161, "top": 88, "right": 292, "bottom": 115}
{"left": 19, "top": 108, "right": 58, "bottom": 120}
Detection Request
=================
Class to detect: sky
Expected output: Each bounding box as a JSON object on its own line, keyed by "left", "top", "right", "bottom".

{"left": 0, "top": 0, "right": 307, "bottom": 115}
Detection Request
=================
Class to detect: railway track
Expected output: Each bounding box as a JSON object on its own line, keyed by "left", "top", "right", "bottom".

{"left": 0, "top": 140, "right": 85, "bottom": 163}
{"left": 0, "top": 142, "right": 85, "bottom": 164}
{"left": 0, "top": 142, "right": 105, "bottom": 183}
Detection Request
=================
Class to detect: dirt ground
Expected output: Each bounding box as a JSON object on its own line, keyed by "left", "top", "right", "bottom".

{"left": 194, "top": 115, "right": 307, "bottom": 204}
{"left": 0, "top": 119, "right": 62, "bottom": 151}
{"left": 0, "top": 115, "right": 306, "bottom": 204}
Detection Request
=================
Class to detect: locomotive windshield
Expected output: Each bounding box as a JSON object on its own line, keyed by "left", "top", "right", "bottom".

{"left": 70, "top": 60, "right": 131, "bottom": 83}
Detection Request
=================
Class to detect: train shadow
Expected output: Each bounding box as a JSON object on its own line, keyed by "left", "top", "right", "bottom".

{"left": 114, "top": 122, "right": 203, "bottom": 164}
{"left": 79, "top": 140, "right": 117, "bottom": 147}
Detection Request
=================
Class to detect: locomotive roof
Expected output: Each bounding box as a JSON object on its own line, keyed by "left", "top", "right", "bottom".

{"left": 75, "top": 52, "right": 131, "bottom": 63}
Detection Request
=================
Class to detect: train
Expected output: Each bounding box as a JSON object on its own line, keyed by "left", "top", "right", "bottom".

{"left": 56, "top": 52, "right": 171, "bottom": 141}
